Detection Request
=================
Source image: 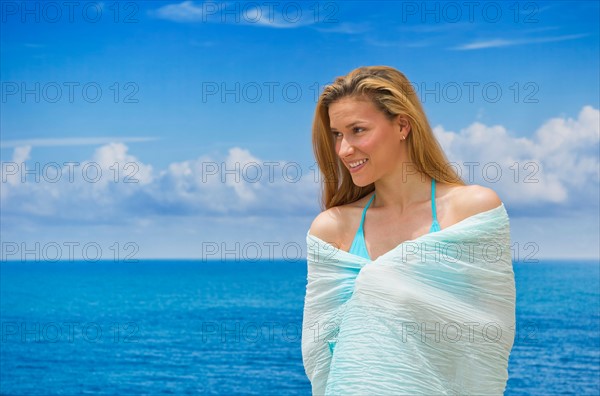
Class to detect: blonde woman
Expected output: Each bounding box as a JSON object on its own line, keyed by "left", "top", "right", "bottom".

{"left": 302, "top": 66, "right": 516, "bottom": 395}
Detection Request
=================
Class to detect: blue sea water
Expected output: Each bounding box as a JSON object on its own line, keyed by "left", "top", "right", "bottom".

{"left": 1, "top": 259, "right": 598, "bottom": 395}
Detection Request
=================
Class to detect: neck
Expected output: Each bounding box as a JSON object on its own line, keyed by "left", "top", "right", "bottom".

{"left": 372, "top": 162, "right": 432, "bottom": 213}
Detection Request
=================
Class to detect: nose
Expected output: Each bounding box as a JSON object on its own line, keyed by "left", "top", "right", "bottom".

{"left": 338, "top": 136, "right": 355, "bottom": 158}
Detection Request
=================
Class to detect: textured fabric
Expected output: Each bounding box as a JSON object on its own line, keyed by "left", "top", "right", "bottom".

{"left": 349, "top": 179, "right": 441, "bottom": 260}
{"left": 302, "top": 203, "right": 515, "bottom": 395}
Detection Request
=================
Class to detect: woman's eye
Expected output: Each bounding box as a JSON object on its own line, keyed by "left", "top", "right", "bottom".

{"left": 332, "top": 128, "right": 363, "bottom": 138}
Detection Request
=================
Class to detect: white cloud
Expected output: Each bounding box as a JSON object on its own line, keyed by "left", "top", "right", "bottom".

{"left": 433, "top": 105, "right": 599, "bottom": 205}
{"left": 151, "top": 1, "right": 316, "bottom": 28}
{"left": 1, "top": 146, "right": 32, "bottom": 190}
{"left": 146, "top": 147, "right": 316, "bottom": 215}
{"left": 91, "top": 142, "right": 154, "bottom": 186}
{"left": 314, "top": 22, "right": 371, "bottom": 35}
{"left": 224, "top": 147, "right": 262, "bottom": 203}
{"left": 450, "top": 33, "right": 589, "bottom": 50}
{"left": 12, "top": 145, "right": 31, "bottom": 164}
{"left": 0, "top": 142, "right": 156, "bottom": 220}
{"left": 151, "top": 0, "right": 205, "bottom": 22}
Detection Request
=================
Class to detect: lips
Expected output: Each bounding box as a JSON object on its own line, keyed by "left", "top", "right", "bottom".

{"left": 348, "top": 158, "right": 368, "bottom": 168}
{"left": 346, "top": 158, "right": 369, "bottom": 173}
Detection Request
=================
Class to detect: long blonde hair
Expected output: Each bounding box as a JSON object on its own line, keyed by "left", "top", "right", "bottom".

{"left": 312, "top": 66, "right": 465, "bottom": 210}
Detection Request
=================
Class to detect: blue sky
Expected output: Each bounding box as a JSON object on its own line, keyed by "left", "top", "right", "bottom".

{"left": 1, "top": 0, "right": 599, "bottom": 261}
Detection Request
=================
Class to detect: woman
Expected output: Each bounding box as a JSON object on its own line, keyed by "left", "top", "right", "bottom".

{"left": 302, "top": 66, "right": 516, "bottom": 395}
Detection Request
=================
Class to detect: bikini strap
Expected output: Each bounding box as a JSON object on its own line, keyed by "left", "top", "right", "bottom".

{"left": 359, "top": 193, "right": 376, "bottom": 230}
{"left": 430, "top": 179, "right": 442, "bottom": 232}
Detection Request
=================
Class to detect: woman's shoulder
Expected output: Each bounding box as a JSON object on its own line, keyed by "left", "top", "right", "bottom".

{"left": 445, "top": 183, "right": 503, "bottom": 222}
{"left": 308, "top": 197, "right": 368, "bottom": 246}
{"left": 308, "top": 209, "right": 339, "bottom": 246}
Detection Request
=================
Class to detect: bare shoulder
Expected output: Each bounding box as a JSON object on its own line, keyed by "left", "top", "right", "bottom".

{"left": 448, "top": 184, "right": 503, "bottom": 221}
{"left": 308, "top": 207, "right": 345, "bottom": 247}
{"left": 308, "top": 199, "right": 362, "bottom": 247}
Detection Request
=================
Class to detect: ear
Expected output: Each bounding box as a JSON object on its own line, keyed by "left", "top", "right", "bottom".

{"left": 394, "top": 115, "right": 411, "bottom": 137}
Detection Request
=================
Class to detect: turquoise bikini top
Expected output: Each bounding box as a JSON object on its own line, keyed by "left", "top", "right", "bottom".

{"left": 348, "top": 178, "right": 441, "bottom": 260}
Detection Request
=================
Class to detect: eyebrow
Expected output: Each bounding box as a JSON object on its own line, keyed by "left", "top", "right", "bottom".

{"left": 330, "top": 120, "right": 366, "bottom": 132}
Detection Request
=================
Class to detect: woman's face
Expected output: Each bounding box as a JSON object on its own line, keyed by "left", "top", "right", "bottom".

{"left": 329, "top": 96, "right": 407, "bottom": 186}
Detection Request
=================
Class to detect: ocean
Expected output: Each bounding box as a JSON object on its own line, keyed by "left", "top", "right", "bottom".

{"left": 1, "top": 259, "right": 598, "bottom": 395}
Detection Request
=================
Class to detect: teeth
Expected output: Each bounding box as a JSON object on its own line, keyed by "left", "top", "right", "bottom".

{"left": 349, "top": 159, "right": 368, "bottom": 168}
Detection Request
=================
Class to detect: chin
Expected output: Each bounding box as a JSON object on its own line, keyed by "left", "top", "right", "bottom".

{"left": 352, "top": 177, "right": 373, "bottom": 188}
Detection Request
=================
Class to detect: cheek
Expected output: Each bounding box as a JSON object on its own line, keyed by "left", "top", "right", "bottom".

{"left": 366, "top": 133, "right": 397, "bottom": 162}
{"left": 360, "top": 135, "right": 380, "bottom": 155}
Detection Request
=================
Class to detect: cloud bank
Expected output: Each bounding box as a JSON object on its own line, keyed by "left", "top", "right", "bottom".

{"left": 1, "top": 106, "right": 598, "bottom": 226}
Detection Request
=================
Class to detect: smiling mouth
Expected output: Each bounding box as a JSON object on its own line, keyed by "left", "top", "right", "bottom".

{"left": 348, "top": 159, "right": 368, "bottom": 168}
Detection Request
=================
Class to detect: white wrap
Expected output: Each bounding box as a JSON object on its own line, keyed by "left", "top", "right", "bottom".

{"left": 302, "top": 204, "right": 516, "bottom": 395}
